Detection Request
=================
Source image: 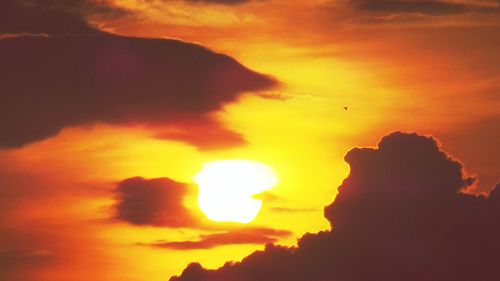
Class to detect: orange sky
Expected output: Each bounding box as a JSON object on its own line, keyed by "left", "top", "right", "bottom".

{"left": 0, "top": 1, "right": 499, "bottom": 281}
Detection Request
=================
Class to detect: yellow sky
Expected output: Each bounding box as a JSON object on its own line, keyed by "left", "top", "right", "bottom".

{"left": 1, "top": 1, "right": 499, "bottom": 280}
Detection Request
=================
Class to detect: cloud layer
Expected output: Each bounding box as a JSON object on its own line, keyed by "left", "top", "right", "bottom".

{"left": 0, "top": 0, "right": 276, "bottom": 149}
{"left": 0, "top": 0, "right": 97, "bottom": 35}
{"left": 350, "top": 0, "right": 498, "bottom": 15}
{"left": 171, "top": 132, "right": 500, "bottom": 281}
{"left": 149, "top": 228, "right": 291, "bottom": 250}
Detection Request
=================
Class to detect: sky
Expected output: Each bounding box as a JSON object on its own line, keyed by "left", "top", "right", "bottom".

{"left": 0, "top": 1, "right": 499, "bottom": 281}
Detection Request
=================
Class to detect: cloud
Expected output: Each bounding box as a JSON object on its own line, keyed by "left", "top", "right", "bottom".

{"left": 114, "top": 177, "right": 198, "bottom": 227}
{"left": 113, "top": 176, "right": 292, "bottom": 246}
{"left": 170, "top": 132, "right": 500, "bottom": 281}
{"left": 0, "top": 0, "right": 99, "bottom": 35}
{"left": 349, "top": 0, "right": 498, "bottom": 15}
{"left": 0, "top": 0, "right": 127, "bottom": 35}
{"left": 0, "top": 0, "right": 276, "bottom": 149}
{"left": 149, "top": 228, "right": 291, "bottom": 250}
{"left": 153, "top": 118, "right": 247, "bottom": 150}
{"left": 269, "top": 207, "right": 317, "bottom": 213}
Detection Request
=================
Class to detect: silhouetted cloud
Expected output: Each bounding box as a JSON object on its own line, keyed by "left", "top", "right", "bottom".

{"left": 0, "top": 0, "right": 276, "bottom": 149}
{"left": 0, "top": 0, "right": 99, "bottom": 35}
{"left": 149, "top": 228, "right": 291, "bottom": 250}
{"left": 171, "top": 132, "right": 500, "bottom": 281}
{"left": 114, "top": 177, "right": 198, "bottom": 227}
{"left": 350, "top": 0, "right": 498, "bottom": 15}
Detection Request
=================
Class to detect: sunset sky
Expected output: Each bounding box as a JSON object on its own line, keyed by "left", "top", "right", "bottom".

{"left": 1, "top": 1, "right": 499, "bottom": 281}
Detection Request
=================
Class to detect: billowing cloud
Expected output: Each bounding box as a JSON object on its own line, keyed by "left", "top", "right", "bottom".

{"left": 350, "top": 0, "right": 498, "bottom": 15}
{"left": 0, "top": 0, "right": 276, "bottom": 149}
{"left": 171, "top": 132, "right": 500, "bottom": 281}
{"left": 114, "top": 177, "right": 198, "bottom": 227}
{"left": 149, "top": 228, "right": 291, "bottom": 250}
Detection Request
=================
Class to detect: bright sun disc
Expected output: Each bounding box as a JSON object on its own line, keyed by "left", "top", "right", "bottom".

{"left": 194, "top": 160, "right": 278, "bottom": 223}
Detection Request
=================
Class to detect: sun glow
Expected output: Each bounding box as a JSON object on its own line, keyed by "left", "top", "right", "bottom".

{"left": 194, "top": 160, "right": 278, "bottom": 223}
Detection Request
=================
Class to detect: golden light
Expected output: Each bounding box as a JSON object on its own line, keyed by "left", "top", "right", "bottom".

{"left": 194, "top": 160, "right": 278, "bottom": 224}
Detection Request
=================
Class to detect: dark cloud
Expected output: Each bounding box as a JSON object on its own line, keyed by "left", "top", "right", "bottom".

{"left": 114, "top": 177, "right": 198, "bottom": 227}
{"left": 0, "top": 0, "right": 127, "bottom": 35}
{"left": 171, "top": 132, "right": 500, "bottom": 281}
{"left": 350, "top": 0, "right": 498, "bottom": 15}
{"left": 30, "top": 0, "right": 129, "bottom": 17}
{"left": 149, "top": 228, "right": 291, "bottom": 250}
{"left": 0, "top": 0, "right": 98, "bottom": 35}
{"left": 0, "top": 0, "right": 276, "bottom": 149}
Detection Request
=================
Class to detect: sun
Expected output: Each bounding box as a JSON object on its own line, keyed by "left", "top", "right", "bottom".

{"left": 194, "top": 160, "right": 279, "bottom": 224}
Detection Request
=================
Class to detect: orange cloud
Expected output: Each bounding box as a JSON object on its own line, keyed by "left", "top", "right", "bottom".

{"left": 149, "top": 227, "right": 291, "bottom": 250}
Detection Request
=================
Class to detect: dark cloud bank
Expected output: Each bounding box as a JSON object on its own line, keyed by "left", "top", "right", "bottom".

{"left": 0, "top": 0, "right": 276, "bottom": 149}
{"left": 350, "top": 0, "right": 498, "bottom": 15}
{"left": 171, "top": 132, "right": 500, "bottom": 281}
